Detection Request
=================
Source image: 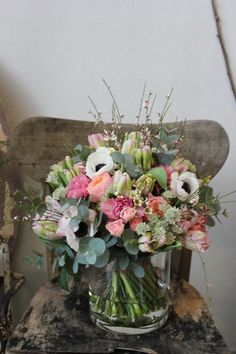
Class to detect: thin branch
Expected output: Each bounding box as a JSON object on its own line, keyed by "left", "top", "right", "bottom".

{"left": 211, "top": 0, "right": 236, "bottom": 101}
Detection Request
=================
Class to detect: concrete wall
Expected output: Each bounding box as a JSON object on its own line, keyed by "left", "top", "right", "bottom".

{"left": 0, "top": 0, "right": 236, "bottom": 350}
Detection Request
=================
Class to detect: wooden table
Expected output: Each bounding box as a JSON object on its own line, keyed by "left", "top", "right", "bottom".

{"left": 6, "top": 276, "right": 231, "bottom": 354}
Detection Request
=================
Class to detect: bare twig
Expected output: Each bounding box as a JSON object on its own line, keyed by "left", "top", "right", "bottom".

{"left": 211, "top": 0, "right": 236, "bottom": 101}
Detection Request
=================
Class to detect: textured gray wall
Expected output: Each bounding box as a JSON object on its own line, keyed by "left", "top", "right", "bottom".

{"left": 0, "top": 0, "right": 235, "bottom": 350}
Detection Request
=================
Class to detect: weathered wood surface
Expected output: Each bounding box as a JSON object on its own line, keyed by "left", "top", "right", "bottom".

{"left": 9, "top": 117, "right": 229, "bottom": 183}
{"left": 6, "top": 276, "right": 230, "bottom": 354}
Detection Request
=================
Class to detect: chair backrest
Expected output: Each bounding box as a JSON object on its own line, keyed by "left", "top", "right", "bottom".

{"left": 8, "top": 117, "right": 230, "bottom": 280}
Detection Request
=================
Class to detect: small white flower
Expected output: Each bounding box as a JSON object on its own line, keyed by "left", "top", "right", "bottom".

{"left": 170, "top": 171, "right": 199, "bottom": 204}
{"left": 85, "top": 147, "right": 114, "bottom": 179}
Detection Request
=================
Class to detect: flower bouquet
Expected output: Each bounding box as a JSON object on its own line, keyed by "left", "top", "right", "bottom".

{"left": 15, "top": 86, "right": 227, "bottom": 335}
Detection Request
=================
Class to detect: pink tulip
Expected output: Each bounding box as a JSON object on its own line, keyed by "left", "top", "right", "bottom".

{"left": 183, "top": 229, "right": 210, "bottom": 252}
{"left": 88, "top": 134, "right": 105, "bottom": 148}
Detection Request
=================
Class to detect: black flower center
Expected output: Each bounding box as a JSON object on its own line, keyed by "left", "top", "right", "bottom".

{"left": 182, "top": 181, "right": 191, "bottom": 194}
{"left": 95, "top": 163, "right": 106, "bottom": 172}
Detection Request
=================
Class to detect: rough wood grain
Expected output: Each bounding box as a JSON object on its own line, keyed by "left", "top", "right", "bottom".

{"left": 6, "top": 276, "right": 230, "bottom": 354}
{"left": 9, "top": 117, "right": 229, "bottom": 183}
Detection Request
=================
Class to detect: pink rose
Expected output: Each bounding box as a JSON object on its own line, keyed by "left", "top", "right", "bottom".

{"left": 129, "top": 215, "right": 143, "bottom": 232}
{"left": 120, "top": 207, "right": 136, "bottom": 222}
{"left": 106, "top": 219, "right": 125, "bottom": 237}
{"left": 183, "top": 229, "right": 210, "bottom": 252}
{"left": 87, "top": 172, "right": 113, "bottom": 202}
{"left": 88, "top": 133, "right": 104, "bottom": 148}
{"left": 66, "top": 174, "right": 90, "bottom": 199}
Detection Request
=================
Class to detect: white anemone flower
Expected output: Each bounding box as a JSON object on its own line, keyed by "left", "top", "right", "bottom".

{"left": 86, "top": 147, "right": 114, "bottom": 179}
{"left": 170, "top": 171, "right": 199, "bottom": 204}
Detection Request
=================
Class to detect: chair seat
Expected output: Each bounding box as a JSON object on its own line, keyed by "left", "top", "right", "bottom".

{"left": 6, "top": 276, "right": 230, "bottom": 354}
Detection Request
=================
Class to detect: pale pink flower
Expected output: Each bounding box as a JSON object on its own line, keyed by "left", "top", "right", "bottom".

{"left": 100, "top": 198, "right": 117, "bottom": 220}
{"left": 66, "top": 174, "right": 90, "bottom": 199}
{"left": 100, "top": 197, "right": 133, "bottom": 220}
{"left": 120, "top": 207, "right": 136, "bottom": 222}
{"left": 87, "top": 172, "right": 113, "bottom": 202}
{"left": 183, "top": 229, "right": 210, "bottom": 252}
{"left": 106, "top": 219, "right": 125, "bottom": 237}
{"left": 88, "top": 133, "right": 105, "bottom": 149}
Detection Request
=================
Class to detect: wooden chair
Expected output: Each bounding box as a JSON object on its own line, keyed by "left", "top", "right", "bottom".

{"left": 5, "top": 117, "right": 230, "bottom": 354}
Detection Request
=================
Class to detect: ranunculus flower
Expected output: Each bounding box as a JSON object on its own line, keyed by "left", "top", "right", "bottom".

{"left": 88, "top": 133, "right": 105, "bottom": 149}
{"left": 87, "top": 172, "right": 113, "bottom": 202}
{"left": 106, "top": 219, "right": 125, "bottom": 237}
{"left": 170, "top": 171, "right": 199, "bottom": 204}
{"left": 183, "top": 229, "right": 210, "bottom": 252}
{"left": 148, "top": 195, "right": 167, "bottom": 217}
{"left": 66, "top": 174, "right": 90, "bottom": 199}
{"left": 129, "top": 215, "right": 143, "bottom": 232}
{"left": 86, "top": 147, "right": 114, "bottom": 179}
{"left": 120, "top": 207, "right": 136, "bottom": 222}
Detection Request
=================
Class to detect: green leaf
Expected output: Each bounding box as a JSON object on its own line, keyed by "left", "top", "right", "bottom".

{"left": 58, "top": 254, "right": 66, "bottom": 267}
{"left": 70, "top": 216, "right": 81, "bottom": 228}
{"left": 124, "top": 239, "right": 139, "bottom": 255}
{"left": 122, "top": 229, "right": 136, "bottom": 243}
{"left": 58, "top": 171, "right": 68, "bottom": 187}
{"left": 132, "top": 264, "right": 145, "bottom": 278}
{"left": 79, "top": 237, "right": 91, "bottom": 255}
{"left": 106, "top": 236, "right": 118, "bottom": 248}
{"left": 74, "top": 144, "right": 83, "bottom": 152}
{"left": 78, "top": 205, "right": 89, "bottom": 220}
{"left": 94, "top": 249, "right": 110, "bottom": 268}
{"left": 158, "top": 240, "right": 182, "bottom": 252}
{"left": 205, "top": 215, "right": 215, "bottom": 227}
{"left": 60, "top": 267, "right": 69, "bottom": 291}
{"left": 118, "top": 254, "right": 129, "bottom": 270}
{"left": 149, "top": 167, "right": 167, "bottom": 190}
{"left": 74, "top": 252, "right": 88, "bottom": 265}
{"left": 111, "top": 151, "right": 124, "bottom": 164}
{"left": 125, "top": 162, "right": 143, "bottom": 179}
{"left": 65, "top": 246, "right": 74, "bottom": 258}
{"left": 89, "top": 238, "right": 106, "bottom": 256}
{"left": 85, "top": 250, "right": 97, "bottom": 265}
{"left": 80, "top": 146, "right": 92, "bottom": 161}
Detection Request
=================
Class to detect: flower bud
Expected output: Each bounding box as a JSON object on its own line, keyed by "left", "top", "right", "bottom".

{"left": 121, "top": 139, "right": 134, "bottom": 154}
{"left": 88, "top": 133, "right": 105, "bottom": 149}
{"left": 65, "top": 170, "right": 73, "bottom": 182}
{"left": 113, "top": 171, "right": 132, "bottom": 196}
{"left": 142, "top": 146, "right": 152, "bottom": 171}
{"left": 33, "top": 220, "right": 58, "bottom": 240}
{"left": 65, "top": 156, "right": 73, "bottom": 170}
{"left": 134, "top": 148, "right": 143, "bottom": 166}
{"left": 136, "top": 174, "right": 155, "bottom": 196}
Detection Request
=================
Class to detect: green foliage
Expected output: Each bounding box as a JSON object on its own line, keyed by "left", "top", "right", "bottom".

{"left": 94, "top": 249, "right": 110, "bottom": 268}
{"left": 60, "top": 267, "right": 69, "bottom": 290}
{"left": 124, "top": 239, "right": 139, "bottom": 255}
{"left": 149, "top": 167, "right": 167, "bottom": 190}
{"left": 158, "top": 240, "right": 182, "bottom": 252}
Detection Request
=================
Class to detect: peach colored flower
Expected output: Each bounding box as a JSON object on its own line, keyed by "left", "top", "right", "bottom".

{"left": 129, "top": 216, "right": 143, "bottom": 232}
{"left": 87, "top": 172, "right": 113, "bottom": 202}
{"left": 106, "top": 219, "right": 125, "bottom": 237}
{"left": 120, "top": 207, "right": 136, "bottom": 223}
{"left": 148, "top": 195, "right": 167, "bottom": 217}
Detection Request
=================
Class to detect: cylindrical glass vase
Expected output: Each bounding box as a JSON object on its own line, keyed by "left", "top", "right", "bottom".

{"left": 89, "top": 252, "right": 171, "bottom": 335}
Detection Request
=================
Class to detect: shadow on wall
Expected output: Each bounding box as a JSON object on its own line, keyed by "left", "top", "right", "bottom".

{"left": 0, "top": 64, "right": 38, "bottom": 127}
{"left": 0, "top": 66, "right": 48, "bottom": 324}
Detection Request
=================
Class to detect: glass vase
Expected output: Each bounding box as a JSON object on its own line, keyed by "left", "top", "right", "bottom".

{"left": 89, "top": 252, "right": 171, "bottom": 335}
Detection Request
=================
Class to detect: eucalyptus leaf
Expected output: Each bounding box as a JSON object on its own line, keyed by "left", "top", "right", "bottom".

{"left": 124, "top": 239, "right": 139, "bottom": 255}
{"left": 122, "top": 229, "right": 136, "bottom": 242}
{"left": 95, "top": 249, "right": 110, "bottom": 268}
{"left": 111, "top": 151, "right": 124, "bottom": 164}
{"left": 70, "top": 216, "right": 81, "bottom": 228}
{"left": 79, "top": 237, "right": 91, "bottom": 255}
{"left": 132, "top": 264, "right": 145, "bottom": 278}
{"left": 78, "top": 205, "right": 89, "bottom": 220}
{"left": 106, "top": 236, "right": 118, "bottom": 248}
{"left": 89, "top": 238, "right": 106, "bottom": 256}
{"left": 118, "top": 254, "right": 129, "bottom": 270}
{"left": 85, "top": 250, "right": 97, "bottom": 265}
